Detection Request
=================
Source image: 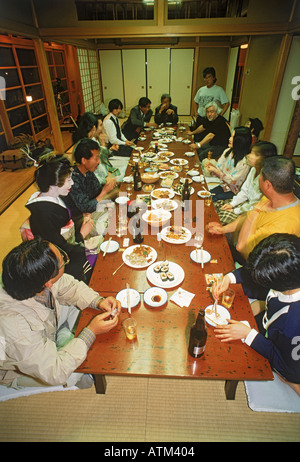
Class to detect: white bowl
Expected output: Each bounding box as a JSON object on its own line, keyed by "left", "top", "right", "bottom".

{"left": 115, "top": 196, "right": 130, "bottom": 205}
{"left": 142, "top": 209, "right": 172, "bottom": 227}
{"left": 143, "top": 287, "right": 168, "bottom": 307}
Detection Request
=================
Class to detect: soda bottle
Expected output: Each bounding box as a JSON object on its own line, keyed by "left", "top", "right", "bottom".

{"left": 188, "top": 310, "right": 207, "bottom": 358}
{"left": 133, "top": 162, "right": 142, "bottom": 191}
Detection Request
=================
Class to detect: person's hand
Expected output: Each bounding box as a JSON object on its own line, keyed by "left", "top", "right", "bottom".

{"left": 98, "top": 296, "right": 121, "bottom": 317}
{"left": 211, "top": 275, "right": 231, "bottom": 301}
{"left": 111, "top": 143, "right": 119, "bottom": 152}
{"left": 166, "top": 108, "right": 174, "bottom": 115}
{"left": 214, "top": 319, "right": 252, "bottom": 342}
{"left": 125, "top": 140, "right": 135, "bottom": 146}
{"left": 87, "top": 311, "right": 119, "bottom": 335}
{"left": 207, "top": 222, "right": 224, "bottom": 235}
{"left": 187, "top": 130, "right": 193, "bottom": 136}
{"left": 221, "top": 203, "right": 233, "bottom": 211}
{"left": 80, "top": 216, "right": 94, "bottom": 238}
{"left": 103, "top": 176, "right": 117, "bottom": 192}
{"left": 190, "top": 143, "right": 197, "bottom": 150}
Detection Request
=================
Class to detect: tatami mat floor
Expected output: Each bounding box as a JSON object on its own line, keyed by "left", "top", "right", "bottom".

{"left": 0, "top": 131, "right": 300, "bottom": 442}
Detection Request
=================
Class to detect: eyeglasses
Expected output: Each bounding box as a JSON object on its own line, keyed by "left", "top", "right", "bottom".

{"left": 55, "top": 245, "right": 70, "bottom": 270}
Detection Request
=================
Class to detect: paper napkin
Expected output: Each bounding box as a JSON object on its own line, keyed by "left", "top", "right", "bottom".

{"left": 170, "top": 288, "right": 195, "bottom": 308}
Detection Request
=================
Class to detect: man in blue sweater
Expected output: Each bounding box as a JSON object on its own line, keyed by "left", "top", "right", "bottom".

{"left": 213, "top": 233, "right": 300, "bottom": 393}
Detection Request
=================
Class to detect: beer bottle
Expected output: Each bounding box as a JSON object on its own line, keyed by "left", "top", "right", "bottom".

{"left": 133, "top": 162, "right": 142, "bottom": 191}
{"left": 188, "top": 310, "right": 207, "bottom": 358}
{"left": 133, "top": 207, "right": 144, "bottom": 244}
{"left": 154, "top": 142, "right": 158, "bottom": 153}
{"left": 181, "top": 178, "right": 190, "bottom": 211}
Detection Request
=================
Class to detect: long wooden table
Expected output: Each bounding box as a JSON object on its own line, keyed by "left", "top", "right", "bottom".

{"left": 75, "top": 125, "right": 273, "bottom": 400}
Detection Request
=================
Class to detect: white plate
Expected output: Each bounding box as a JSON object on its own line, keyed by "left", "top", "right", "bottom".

{"left": 190, "top": 249, "right": 211, "bottom": 264}
{"left": 144, "top": 152, "right": 157, "bottom": 160}
{"left": 173, "top": 185, "right": 195, "bottom": 196}
{"left": 138, "top": 137, "right": 146, "bottom": 141}
{"left": 146, "top": 261, "right": 185, "bottom": 289}
{"left": 205, "top": 177, "right": 221, "bottom": 184}
{"left": 187, "top": 170, "right": 200, "bottom": 177}
{"left": 151, "top": 198, "right": 178, "bottom": 212}
{"left": 197, "top": 190, "right": 211, "bottom": 198}
{"left": 178, "top": 126, "right": 186, "bottom": 130}
{"left": 100, "top": 240, "right": 120, "bottom": 253}
{"left": 204, "top": 305, "right": 231, "bottom": 327}
{"left": 184, "top": 152, "right": 195, "bottom": 158}
{"left": 115, "top": 196, "right": 130, "bottom": 204}
{"left": 180, "top": 177, "right": 193, "bottom": 184}
{"left": 192, "top": 176, "right": 203, "bottom": 183}
{"left": 159, "top": 151, "right": 174, "bottom": 157}
{"left": 133, "top": 146, "right": 144, "bottom": 151}
{"left": 143, "top": 287, "right": 168, "bottom": 307}
{"left": 116, "top": 288, "right": 141, "bottom": 309}
{"left": 142, "top": 209, "right": 172, "bottom": 226}
{"left": 155, "top": 156, "right": 169, "bottom": 163}
{"left": 170, "top": 158, "right": 188, "bottom": 166}
{"left": 122, "top": 245, "right": 157, "bottom": 269}
{"left": 159, "top": 171, "right": 179, "bottom": 180}
{"left": 161, "top": 226, "right": 192, "bottom": 244}
{"left": 151, "top": 188, "right": 175, "bottom": 200}
{"left": 182, "top": 139, "right": 191, "bottom": 144}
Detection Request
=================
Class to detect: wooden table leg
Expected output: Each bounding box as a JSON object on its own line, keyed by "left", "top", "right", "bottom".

{"left": 93, "top": 374, "right": 107, "bottom": 394}
{"left": 224, "top": 380, "right": 238, "bottom": 400}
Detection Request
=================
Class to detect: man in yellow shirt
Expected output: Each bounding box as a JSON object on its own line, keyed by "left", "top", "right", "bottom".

{"left": 208, "top": 156, "right": 300, "bottom": 263}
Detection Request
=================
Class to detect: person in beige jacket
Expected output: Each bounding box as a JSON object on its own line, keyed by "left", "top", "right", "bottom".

{"left": 0, "top": 237, "right": 121, "bottom": 389}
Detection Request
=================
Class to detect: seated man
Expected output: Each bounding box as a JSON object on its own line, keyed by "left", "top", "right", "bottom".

{"left": 207, "top": 156, "right": 300, "bottom": 265}
{"left": 122, "top": 96, "right": 157, "bottom": 143}
{"left": 189, "top": 101, "right": 231, "bottom": 161}
{"left": 103, "top": 98, "right": 135, "bottom": 157}
{"left": 63, "top": 138, "right": 117, "bottom": 236}
{"left": 0, "top": 237, "right": 121, "bottom": 388}
{"left": 212, "top": 233, "right": 300, "bottom": 394}
{"left": 154, "top": 93, "right": 179, "bottom": 126}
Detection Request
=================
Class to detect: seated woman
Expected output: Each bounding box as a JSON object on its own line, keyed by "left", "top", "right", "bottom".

{"left": 213, "top": 233, "right": 300, "bottom": 395}
{"left": 154, "top": 93, "right": 178, "bottom": 126}
{"left": 26, "top": 155, "right": 94, "bottom": 283}
{"left": 202, "top": 126, "right": 252, "bottom": 202}
{"left": 73, "top": 112, "right": 121, "bottom": 184}
{"left": 214, "top": 141, "right": 278, "bottom": 225}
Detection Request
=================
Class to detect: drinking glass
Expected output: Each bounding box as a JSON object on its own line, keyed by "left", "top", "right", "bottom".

{"left": 126, "top": 183, "right": 133, "bottom": 198}
{"left": 123, "top": 318, "right": 137, "bottom": 340}
{"left": 222, "top": 288, "right": 235, "bottom": 309}
{"left": 194, "top": 232, "right": 204, "bottom": 249}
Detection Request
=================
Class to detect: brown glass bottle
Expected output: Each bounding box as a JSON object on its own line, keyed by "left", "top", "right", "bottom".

{"left": 133, "top": 162, "right": 142, "bottom": 191}
{"left": 133, "top": 208, "right": 144, "bottom": 244}
{"left": 181, "top": 178, "right": 190, "bottom": 211}
{"left": 188, "top": 310, "right": 207, "bottom": 358}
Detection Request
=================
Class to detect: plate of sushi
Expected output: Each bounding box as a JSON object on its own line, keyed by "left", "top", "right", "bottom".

{"left": 146, "top": 260, "right": 185, "bottom": 289}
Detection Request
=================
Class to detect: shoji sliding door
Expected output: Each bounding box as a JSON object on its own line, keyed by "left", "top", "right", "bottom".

{"left": 122, "top": 49, "right": 147, "bottom": 110}
{"left": 170, "top": 48, "right": 194, "bottom": 115}
{"left": 146, "top": 48, "right": 170, "bottom": 109}
{"left": 99, "top": 50, "right": 124, "bottom": 107}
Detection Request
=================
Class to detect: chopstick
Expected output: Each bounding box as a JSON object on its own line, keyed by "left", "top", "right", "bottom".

{"left": 205, "top": 314, "right": 224, "bottom": 327}
{"left": 112, "top": 261, "right": 125, "bottom": 275}
{"left": 126, "top": 283, "right": 131, "bottom": 316}
{"left": 103, "top": 237, "right": 112, "bottom": 257}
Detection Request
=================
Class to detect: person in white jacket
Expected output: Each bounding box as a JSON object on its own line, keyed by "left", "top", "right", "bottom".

{"left": 214, "top": 141, "right": 278, "bottom": 225}
{"left": 0, "top": 237, "right": 121, "bottom": 389}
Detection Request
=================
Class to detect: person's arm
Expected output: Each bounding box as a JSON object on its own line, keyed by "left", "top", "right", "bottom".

{"left": 220, "top": 102, "right": 229, "bottom": 117}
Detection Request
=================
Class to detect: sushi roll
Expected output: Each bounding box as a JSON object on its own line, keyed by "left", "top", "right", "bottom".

{"left": 167, "top": 272, "right": 174, "bottom": 281}
{"left": 160, "top": 272, "right": 168, "bottom": 282}
{"left": 161, "top": 265, "right": 169, "bottom": 273}
{"left": 154, "top": 264, "right": 162, "bottom": 273}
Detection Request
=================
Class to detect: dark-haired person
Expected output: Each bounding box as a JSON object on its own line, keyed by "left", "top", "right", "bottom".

{"left": 245, "top": 117, "right": 264, "bottom": 144}
{"left": 215, "top": 141, "right": 278, "bottom": 225}
{"left": 64, "top": 138, "right": 117, "bottom": 236}
{"left": 154, "top": 94, "right": 178, "bottom": 126}
{"left": 189, "top": 101, "right": 231, "bottom": 160}
{"left": 72, "top": 111, "right": 121, "bottom": 183}
{"left": 0, "top": 238, "right": 121, "bottom": 389}
{"left": 122, "top": 97, "right": 157, "bottom": 143}
{"left": 212, "top": 234, "right": 300, "bottom": 394}
{"left": 193, "top": 66, "right": 229, "bottom": 142}
{"left": 103, "top": 99, "right": 135, "bottom": 157}
{"left": 26, "top": 155, "right": 94, "bottom": 282}
{"left": 208, "top": 156, "right": 300, "bottom": 264}
{"left": 203, "top": 126, "right": 252, "bottom": 202}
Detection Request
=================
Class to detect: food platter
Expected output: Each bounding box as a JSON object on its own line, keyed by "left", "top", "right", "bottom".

{"left": 151, "top": 188, "right": 175, "bottom": 200}
{"left": 170, "top": 158, "right": 188, "bottom": 166}
{"left": 122, "top": 245, "right": 157, "bottom": 269}
{"left": 161, "top": 226, "right": 192, "bottom": 244}
{"left": 151, "top": 198, "right": 178, "bottom": 212}
{"left": 146, "top": 261, "right": 185, "bottom": 289}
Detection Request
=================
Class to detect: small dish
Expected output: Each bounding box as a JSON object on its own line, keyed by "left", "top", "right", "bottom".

{"left": 190, "top": 249, "right": 211, "bottom": 264}
{"left": 204, "top": 305, "right": 231, "bottom": 327}
{"left": 143, "top": 287, "right": 168, "bottom": 307}
{"left": 197, "top": 190, "right": 211, "bottom": 199}
{"left": 185, "top": 151, "right": 195, "bottom": 157}
{"left": 115, "top": 196, "right": 130, "bottom": 205}
{"left": 100, "top": 240, "right": 120, "bottom": 254}
{"left": 116, "top": 288, "right": 141, "bottom": 309}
